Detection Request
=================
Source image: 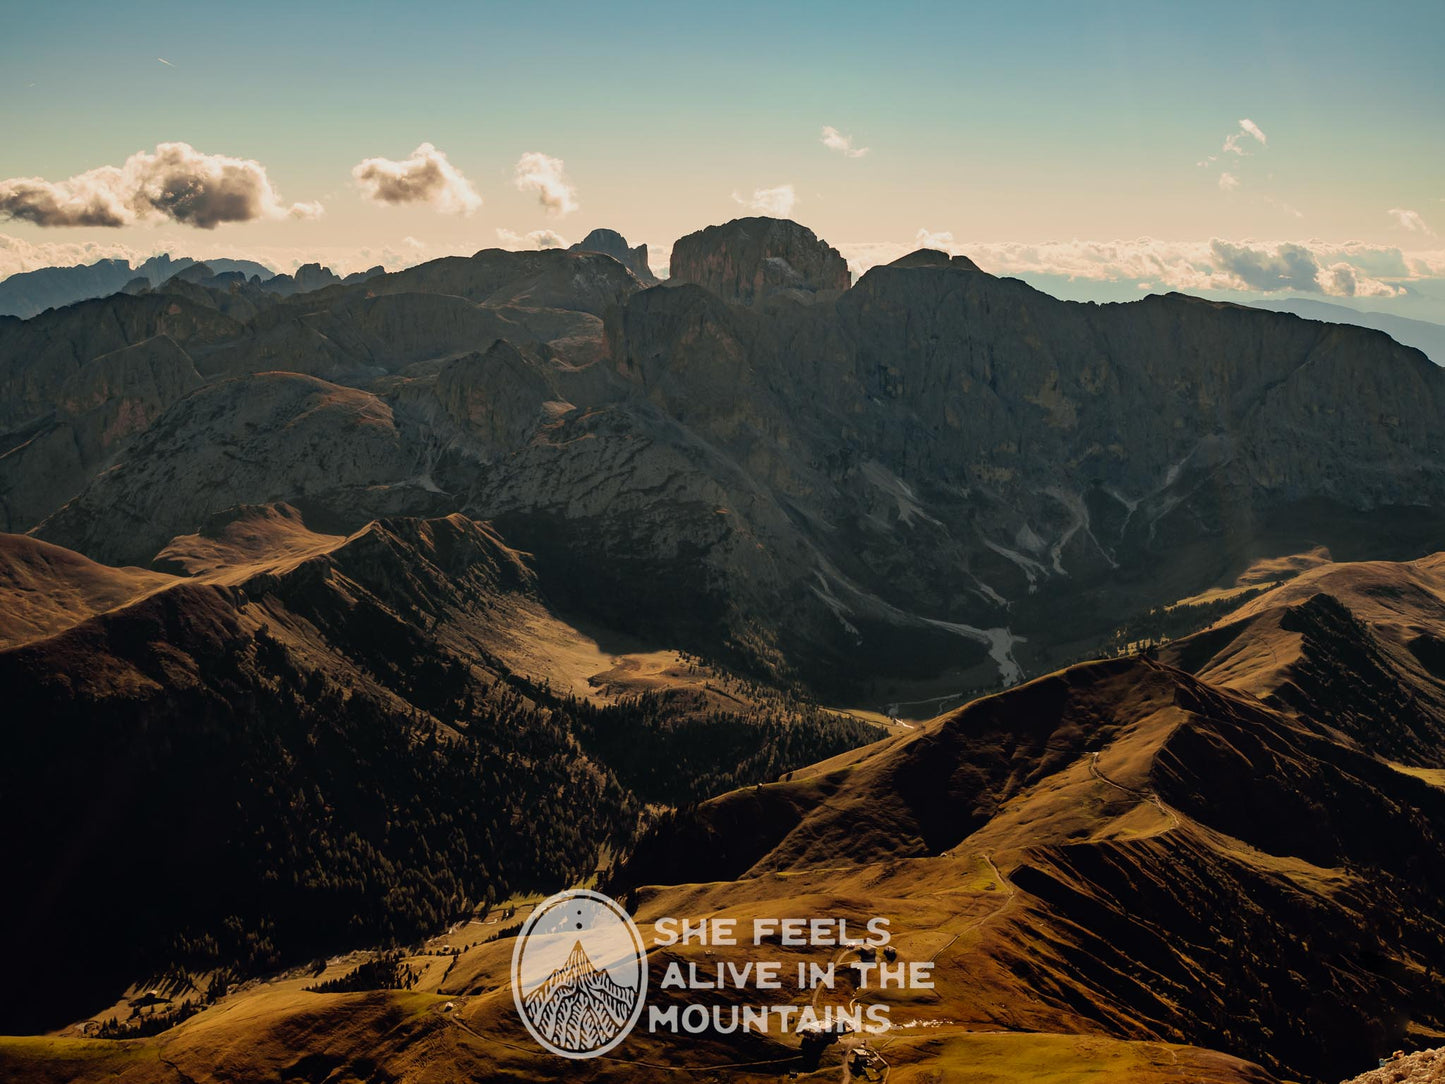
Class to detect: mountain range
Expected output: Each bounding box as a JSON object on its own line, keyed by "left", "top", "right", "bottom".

{"left": 2, "top": 216, "right": 1445, "bottom": 1082}
{"left": 0, "top": 254, "right": 276, "bottom": 319}
{"left": 4, "top": 219, "right": 1443, "bottom": 700}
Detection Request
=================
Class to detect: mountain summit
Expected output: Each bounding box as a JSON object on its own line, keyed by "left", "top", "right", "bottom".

{"left": 570, "top": 228, "right": 658, "bottom": 285}
{"left": 668, "top": 216, "right": 851, "bottom": 303}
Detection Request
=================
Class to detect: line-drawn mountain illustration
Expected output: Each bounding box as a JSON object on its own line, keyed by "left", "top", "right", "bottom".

{"left": 521, "top": 941, "right": 639, "bottom": 1052}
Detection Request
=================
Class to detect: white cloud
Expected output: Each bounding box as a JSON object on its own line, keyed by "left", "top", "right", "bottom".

{"left": 821, "top": 126, "right": 869, "bottom": 158}
{"left": 732, "top": 184, "right": 797, "bottom": 217}
{"left": 914, "top": 227, "right": 956, "bottom": 250}
{"left": 1224, "top": 117, "right": 1267, "bottom": 155}
{"left": 1219, "top": 171, "right": 1240, "bottom": 191}
{"left": 0, "top": 234, "right": 152, "bottom": 280}
{"left": 645, "top": 243, "right": 673, "bottom": 280}
{"left": 351, "top": 143, "right": 482, "bottom": 215}
{"left": 1264, "top": 196, "right": 1305, "bottom": 219}
{"left": 513, "top": 152, "right": 578, "bottom": 216}
{"left": 495, "top": 227, "right": 568, "bottom": 250}
{"left": 835, "top": 235, "right": 1421, "bottom": 299}
{"left": 0, "top": 143, "right": 322, "bottom": 229}
{"left": 1388, "top": 207, "right": 1434, "bottom": 235}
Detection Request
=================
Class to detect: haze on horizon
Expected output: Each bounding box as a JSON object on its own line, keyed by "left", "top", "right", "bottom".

{"left": 0, "top": 0, "right": 1441, "bottom": 313}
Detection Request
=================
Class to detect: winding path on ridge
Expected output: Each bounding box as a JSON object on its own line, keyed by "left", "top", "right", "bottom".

{"left": 1090, "top": 751, "right": 1181, "bottom": 831}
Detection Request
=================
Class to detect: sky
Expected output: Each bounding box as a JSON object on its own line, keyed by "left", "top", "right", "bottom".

{"left": 0, "top": 0, "right": 1442, "bottom": 313}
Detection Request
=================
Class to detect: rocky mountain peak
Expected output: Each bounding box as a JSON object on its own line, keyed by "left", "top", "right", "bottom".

{"left": 570, "top": 228, "right": 658, "bottom": 286}
{"left": 435, "top": 339, "right": 555, "bottom": 453}
{"left": 668, "top": 216, "right": 851, "bottom": 304}
{"left": 888, "top": 247, "right": 983, "bottom": 271}
{"left": 294, "top": 263, "right": 342, "bottom": 291}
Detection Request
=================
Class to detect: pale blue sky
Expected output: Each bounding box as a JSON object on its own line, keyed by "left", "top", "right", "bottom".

{"left": 0, "top": 0, "right": 1440, "bottom": 295}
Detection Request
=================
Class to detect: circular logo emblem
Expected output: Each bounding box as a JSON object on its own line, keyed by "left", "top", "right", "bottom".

{"left": 511, "top": 889, "right": 648, "bottom": 1059}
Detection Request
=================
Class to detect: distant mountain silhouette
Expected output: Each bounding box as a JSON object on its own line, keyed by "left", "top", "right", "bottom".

{"left": 0, "top": 254, "right": 275, "bottom": 318}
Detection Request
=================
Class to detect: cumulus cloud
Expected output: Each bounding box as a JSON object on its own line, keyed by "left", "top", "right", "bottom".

{"left": 821, "top": 126, "right": 869, "bottom": 158}
{"left": 732, "top": 184, "right": 797, "bottom": 217}
{"left": 495, "top": 227, "right": 568, "bottom": 250}
{"left": 1388, "top": 207, "right": 1434, "bottom": 235}
{"left": 513, "top": 152, "right": 578, "bottom": 216}
{"left": 1209, "top": 239, "right": 1326, "bottom": 291}
{"left": 1224, "top": 117, "right": 1267, "bottom": 155}
{"left": 1219, "top": 171, "right": 1240, "bottom": 191}
{"left": 835, "top": 235, "right": 1417, "bottom": 299}
{"left": 352, "top": 143, "right": 481, "bottom": 215}
{"left": 0, "top": 143, "right": 321, "bottom": 229}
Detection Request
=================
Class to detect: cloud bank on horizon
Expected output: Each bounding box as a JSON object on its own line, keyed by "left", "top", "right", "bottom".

{"left": 834, "top": 232, "right": 1445, "bottom": 301}
{"left": 5, "top": 225, "right": 1442, "bottom": 309}
{"left": 0, "top": 123, "right": 1439, "bottom": 309}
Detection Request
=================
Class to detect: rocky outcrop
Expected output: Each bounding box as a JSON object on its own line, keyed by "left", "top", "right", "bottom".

{"left": 1342, "top": 1047, "right": 1445, "bottom": 1084}
{"left": 888, "top": 247, "right": 980, "bottom": 271}
{"left": 570, "top": 228, "right": 659, "bottom": 285}
{"left": 254, "top": 262, "right": 381, "bottom": 297}
{"left": 35, "top": 372, "right": 435, "bottom": 564}
{"left": 668, "top": 217, "right": 851, "bottom": 304}
{"left": 0, "top": 292, "right": 240, "bottom": 431}
{"left": 435, "top": 340, "right": 556, "bottom": 452}
{"left": 371, "top": 248, "right": 640, "bottom": 316}
{"left": 0, "top": 329, "right": 213, "bottom": 533}
{"left": 260, "top": 262, "right": 343, "bottom": 296}
{"left": 55, "top": 334, "right": 203, "bottom": 445}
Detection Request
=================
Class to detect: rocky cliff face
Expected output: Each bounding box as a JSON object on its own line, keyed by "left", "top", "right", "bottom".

{"left": 435, "top": 340, "right": 557, "bottom": 452}
{"left": 570, "top": 228, "right": 658, "bottom": 285}
{"left": 668, "top": 216, "right": 851, "bottom": 303}
{"left": 0, "top": 331, "right": 207, "bottom": 532}
{"left": 6, "top": 220, "right": 1445, "bottom": 695}
{"left": 35, "top": 371, "right": 436, "bottom": 563}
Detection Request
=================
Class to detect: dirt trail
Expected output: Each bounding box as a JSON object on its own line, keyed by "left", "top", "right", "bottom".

{"left": 1090, "top": 752, "right": 1181, "bottom": 831}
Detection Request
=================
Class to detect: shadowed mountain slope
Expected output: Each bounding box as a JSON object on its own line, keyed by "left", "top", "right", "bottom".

{"left": 0, "top": 508, "right": 880, "bottom": 1035}
{"left": 612, "top": 551, "right": 1445, "bottom": 1083}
